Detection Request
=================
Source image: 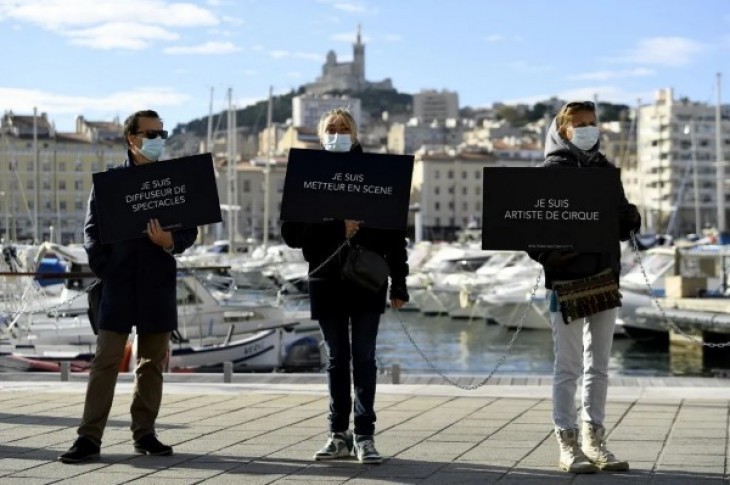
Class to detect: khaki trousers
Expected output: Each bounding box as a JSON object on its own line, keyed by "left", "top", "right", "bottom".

{"left": 77, "top": 329, "right": 170, "bottom": 444}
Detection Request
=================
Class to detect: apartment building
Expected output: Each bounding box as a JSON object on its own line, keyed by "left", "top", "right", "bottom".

{"left": 213, "top": 158, "right": 289, "bottom": 243}
{"left": 292, "top": 95, "right": 362, "bottom": 132}
{"left": 387, "top": 120, "right": 465, "bottom": 155}
{"left": 0, "top": 112, "right": 125, "bottom": 243}
{"left": 623, "top": 89, "right": 730, "bottom": 235}
{"left": 410, "top": 150, "right": 491, "bottom": 240}
{"left": 412, "top": 89, "right": 459, "bottom": 123}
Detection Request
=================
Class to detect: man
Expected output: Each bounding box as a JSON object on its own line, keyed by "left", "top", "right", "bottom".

{"left": 59, "top": 110, "right": 198, "bottom": 464}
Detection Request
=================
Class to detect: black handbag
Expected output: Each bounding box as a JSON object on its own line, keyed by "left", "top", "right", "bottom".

{"left": 342, "top": 244, "right": 390, "bottom": 292}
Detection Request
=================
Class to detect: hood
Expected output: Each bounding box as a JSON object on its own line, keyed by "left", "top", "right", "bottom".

{"left": 544, "top": 117, "right": 607, "bottom": 167}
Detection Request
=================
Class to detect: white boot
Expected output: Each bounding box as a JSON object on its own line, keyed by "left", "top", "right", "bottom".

{"left": 555, "top": 428, "right": 598, "bottom": 474}
{"left": 581, "top": 422, "right": 629, "bottom": 471}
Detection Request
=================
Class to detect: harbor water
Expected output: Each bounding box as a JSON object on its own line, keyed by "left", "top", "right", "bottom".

{"left": 375, "top": 311, "right": 721, "bottom": 378}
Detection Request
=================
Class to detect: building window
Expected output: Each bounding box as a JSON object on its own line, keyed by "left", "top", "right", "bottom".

{"left": 434, "top": 202, "right": 440, "bottom": 210}
{"left": 59, "top": 161, "right": 66, "bottom": 172}
{"left": 59, "top": 180, "right": 66, "bottom": 190}
{"left": 60, "top": 201, "right": 66, "bottom": 210}
{"left": 43, "top": 180, "right": 51, "bottom": 190}
{"left": 435, "top": 217, "right": 441, "bottom": 226}
{"left": 475, "top": 170, "right": 481, "bottom": 179}
{"left": 243, "top": 180, "right": 250, "bottom": 192}
{"left": 476, "top": 187, "right": 481, "bottom": 196}
{"left": 75, "top": 180, "right": 83, "bottom": 190}
{"left": 434, "top": 186, "right": 440, "bottom": 195}
{"left": 434, "top": 170, "right": 440, "bottom": 179}
{"left": 462, "top": 187, "right": 467, "bottom": 195}
{"left": 27, "top": 180, "right": 34, "bottom": 190}
{"left": 462, "top": 171, "right": 467, "bottom": 179}
{"left": 462, "top": 202, "right": 468, "bottom": 211}
{"left": 448, "top": 186, "right": 454, "bottom": 195}
{"left": 448, "top": 170, "right": 453, "bottom": 179}
{"left": 75, "top": 200, "right": 83, "bottom": 210}
{"left": 27, "top": 162, "right": 33, "bottom": 172}
{"left": 448, "top": 201, "right": 454, "bottom": 210}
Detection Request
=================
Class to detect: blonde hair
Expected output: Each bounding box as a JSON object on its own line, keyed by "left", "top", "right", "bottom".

{"left": 317, "top": 108, "right": 359, "bottom": 145}
{"left": 556, "top": 101, "right": 596, "bottom": 138}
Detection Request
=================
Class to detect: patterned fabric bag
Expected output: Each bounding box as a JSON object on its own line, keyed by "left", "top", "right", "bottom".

{"left": 552, "top": 269, "right": 621, "bottom": 324}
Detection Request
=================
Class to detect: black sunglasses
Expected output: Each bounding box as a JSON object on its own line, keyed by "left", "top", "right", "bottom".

{"left": 135, "top": 130, "right": 168, "bottom": 140}
{"left": 565, "top": 101, "right": 595, "bottom": 110}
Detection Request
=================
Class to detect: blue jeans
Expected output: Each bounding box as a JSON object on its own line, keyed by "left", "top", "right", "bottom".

{"left": 319, "top": 312, "right": 381, "bottom": 436}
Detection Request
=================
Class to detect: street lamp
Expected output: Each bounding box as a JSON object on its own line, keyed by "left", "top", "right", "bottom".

{"left": 684, "top": 122, "right": 701, "bottom": 235}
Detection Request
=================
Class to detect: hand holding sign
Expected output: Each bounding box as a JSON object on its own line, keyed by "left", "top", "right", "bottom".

{"left": 345, "top": 219, "right": 362, "bottom": 239}
{"left": 147, "top": 218, "right": 174, "bottom": 251}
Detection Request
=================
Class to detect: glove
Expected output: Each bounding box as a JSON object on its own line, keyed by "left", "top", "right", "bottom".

{"left": 539, "top": 250, "right": 579, "bottom": 268}
{"left": 619, "top": 204, "right": 641, "bottom": 239}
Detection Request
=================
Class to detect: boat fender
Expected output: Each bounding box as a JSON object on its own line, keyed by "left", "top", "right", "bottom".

{"left": 119, "top": 341, "right": 133, "bottom": 372}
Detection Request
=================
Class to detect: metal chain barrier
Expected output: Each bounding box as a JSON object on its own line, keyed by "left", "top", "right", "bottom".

{"left": 1, "top": 275, "right": 100, "bottom": 327}
{"left": 629, "top": 231, "right": 730, "bottom": 348}
{"left": 393, "top": 268, "right": 543, "bottom": 390}
{"left": 2, "top": 239, "right": 348, "bottom": 324}
{"left": 175, "top": 240, "right": 349, "bottom": 301}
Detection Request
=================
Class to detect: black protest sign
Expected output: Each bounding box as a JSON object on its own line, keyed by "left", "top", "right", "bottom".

{"left": 280, "top": 148, "right": 414, "bottom": 230}
{"left": 93, "top": 153, "right": 222, "bottom": 243}
{"left": 482, "top": 167, "right": 620, "bottom": 252}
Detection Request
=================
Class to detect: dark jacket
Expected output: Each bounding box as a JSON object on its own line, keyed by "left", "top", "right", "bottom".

{"left": 529, "top": 118, "right": 641, "bottom": 289}
{"left": 281, "top": 220, "right": 409, "bottom": 319}
{"left": 83, "top": 157, "right": 198, "bottom": 334}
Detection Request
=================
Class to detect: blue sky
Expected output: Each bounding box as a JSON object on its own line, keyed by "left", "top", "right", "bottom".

{"left": 0, "top": 0, "right": 728, "bottom": 132}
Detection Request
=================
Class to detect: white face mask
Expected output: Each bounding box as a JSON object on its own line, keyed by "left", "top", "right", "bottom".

{"left": 570, "top": 126, "right": 599, "bottom": 151}
{"left": 139, "top": 137, "right": 165, "bottom": 161}
{"left": 323, "top": 133, "right": 352, "bottom": 152}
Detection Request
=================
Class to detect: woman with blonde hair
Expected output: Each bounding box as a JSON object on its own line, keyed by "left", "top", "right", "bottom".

{"left": 530, "top": 101, "right": 640, "bottom": 474}
{"left": 281, "top": 108, "right": 409, "bottom": 464}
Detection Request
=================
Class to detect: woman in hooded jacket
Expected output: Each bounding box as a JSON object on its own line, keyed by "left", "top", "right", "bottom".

{"left": 530, "top": 101, "right": 640, "bottom": 474}
{"left": 280, "top": 108, "right": 409, "bottom": 465}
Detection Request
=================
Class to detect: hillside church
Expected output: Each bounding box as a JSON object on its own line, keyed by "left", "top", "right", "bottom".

{"left": 305, "top": 26, "right": 394, "bottom": 95}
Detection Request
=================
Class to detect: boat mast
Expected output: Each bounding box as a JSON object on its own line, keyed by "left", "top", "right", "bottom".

{"left": 263, "top": 86, "right": 273, "bottom": 250}
{"left": 206, "top": 87, "right": 214, "bottom": 154}
{"left": 32, "top": 107, "right": 39, "bottom": 243}
{"left": 227, "top": 88, "right": 235, "bottom": 254}
{"left": 715, "top": 72, "right": 726, "bottom": 234}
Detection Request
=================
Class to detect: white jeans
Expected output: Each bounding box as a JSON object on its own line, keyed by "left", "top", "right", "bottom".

{"left": 549, "top": 300, "right": 617, "bottom": 430}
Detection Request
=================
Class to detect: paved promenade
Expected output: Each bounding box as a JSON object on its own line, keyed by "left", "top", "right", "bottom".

{"left": 1, "top": 374, "right": 729, "bottom": 484}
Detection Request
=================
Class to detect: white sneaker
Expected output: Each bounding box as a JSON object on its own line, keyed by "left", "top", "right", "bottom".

{"left": 354, "top": 435, "right": 382, "bottom": 464}
{"left": 313, "top": 430, "right": 353, "bottom": 461}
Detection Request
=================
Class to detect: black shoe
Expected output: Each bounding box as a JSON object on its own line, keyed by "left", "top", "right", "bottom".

{"left": 133, "top": 434, "right": 173, "bottom": 456}
{"left": 58, "top": 436, "right": 100, "bottom": 464}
